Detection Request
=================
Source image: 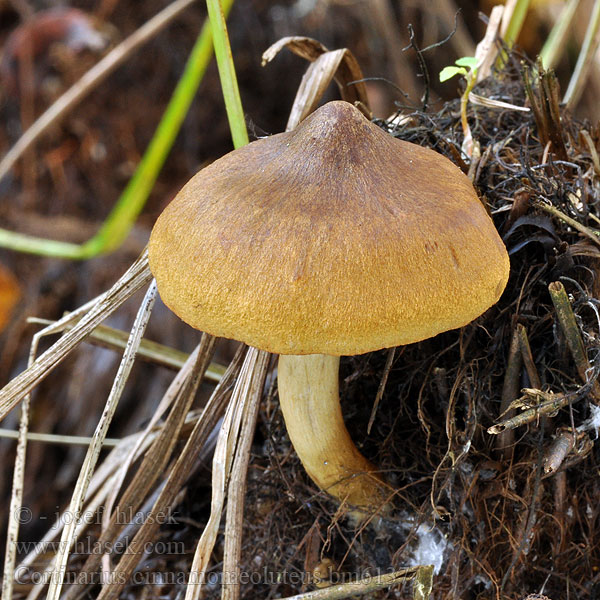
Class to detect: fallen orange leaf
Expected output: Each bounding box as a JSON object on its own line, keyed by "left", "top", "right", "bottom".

{"left": 0, "top": 262, "right": 21, "bottom": 332}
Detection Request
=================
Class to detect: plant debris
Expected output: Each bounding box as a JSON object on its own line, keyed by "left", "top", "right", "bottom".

{"left": 219, "top": 56, "right": 600, "bottom": 600}
{"left": 5, "top": 42, "right": 600, "bottom": 600}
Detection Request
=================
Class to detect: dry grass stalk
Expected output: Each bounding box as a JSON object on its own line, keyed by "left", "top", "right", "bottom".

{"left": 63, "top": 333, "right": 217, "bottom": 600}
{"left": 221, "top": 350, "right": 270, "bottom": 600}
{"left": 475, "top": 4, "right": 504, "bottom": 83}
{"left": 17, "top": 432, "right": 155, "bottom": 581}
{"left": 534, "top": 201, "right": 600, "bottom": 248}
{"left": 184, "top": 346, "right": 264, "bottom": 600}
{"left": 0, "top": 428, "right": 121, "bottom": 446}
{"left": 0, "top": 250, "right": 153, "bottom": 422}
{"left": 44, "top": 279, "right": 157, "bottom": 600}
{"left": 10, "top": 402, "right": 222, "bottom": 596}
{"left": 2, "top": 280, "right": 135, "bottom": 597}
{"left": 564, "top": 0, "right": 600, "bottom": 107}
{"left": 2, "top": 362, "right": 32, "bottom": 600}
{"left": 100, "top": 336, "right": 214, "bottom": 537}
{"left": 90, "top": 345, "right": 244, "bottom": 600}
{"left": 518, "top": 324, "right": 542, "bottom": 390}
{"left": 580, "top": 129, "right": 600, "bottom": 176}
{"left": 27, "top": 316, "right": 226, "bottom": 381}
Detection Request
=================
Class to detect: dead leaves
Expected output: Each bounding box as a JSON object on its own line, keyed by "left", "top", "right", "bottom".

{"left": 262, "top": 36, "right": 370, "bottom": 131}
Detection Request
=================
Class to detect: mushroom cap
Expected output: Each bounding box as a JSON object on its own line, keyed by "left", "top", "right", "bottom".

{"left": 149, "top": 101, "right": 509, "bottom": 355}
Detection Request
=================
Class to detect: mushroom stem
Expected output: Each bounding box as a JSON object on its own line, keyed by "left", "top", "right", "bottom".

{"left": 277, "top": 354, "right": 389, "bottom": 511}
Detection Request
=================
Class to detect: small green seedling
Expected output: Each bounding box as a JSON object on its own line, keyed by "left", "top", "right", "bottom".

{"left": 440, "top": 56, "right": 479, "bottom": 158}
{"left": 439, "top": 56, "right": 478, "bottom": 84}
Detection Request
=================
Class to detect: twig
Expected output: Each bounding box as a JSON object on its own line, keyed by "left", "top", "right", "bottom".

{"left": 420, "top": 9, "right": 463, "bottom": 53}
{"left": 429, "top": 2, "right": 474, "bottom": 58}
{"left": 277, "top": 566, "right": 433, "bottom": 600}
{"left": 534, "top": 201, "right": 600, "bottom": 249}
{"left": 488, "top": 389, "right": 575, "bottom": 434}
{"left": 496, "top": 326, "right": 522, "bottom": 455}
{"left": 367, "top": 348, "right": 395, "bottom": 435}
{"left": 548, "top": 281, "right": 600, "bottom": 401}
{"left": 404, "top": 24, "right": 430, "bottom": 111}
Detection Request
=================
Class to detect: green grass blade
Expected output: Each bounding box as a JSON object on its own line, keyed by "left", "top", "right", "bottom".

{"left": 82, "top": 0, "right": 236, "bottom": 257}
{"left": 0, "top": 1, "right": 235, "bottom": 259}
{"left": 564, "top": 0, "right": 600, "bottom": 107}
{"left": 539, "top": 0, "right": 581, "bottom": 69}
{"left": 206, "top": 0, "right": 248, "bottom": 149}
{"left": 497, "top": 0, "right": 531, "bottom": 68}
{"left": 0, "top": 228, "right": 84, "bottom": 259}
{"left": 503, "top": 0, "right": 531, "bottom": 50}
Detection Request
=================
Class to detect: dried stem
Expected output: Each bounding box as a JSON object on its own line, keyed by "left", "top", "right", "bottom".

{"left": 0, "top": 250, "right": 153, "bottom": 423}
{"left": 46, "top": 280, "right": 158, "bottom": 600}
{"left": 278, "top": 566, "right": 433, "bottom": 600}
{"left": 496, "top": 326, "right": 522, "bottom": 456}
{"left": 221, "top": 351, "right": 270, "bottom": 600}
{"left": 549, "top": 281, "right": 600, "bottom": 401}
{"left": 27, "top": 317, "right": 226, "bottom": 382}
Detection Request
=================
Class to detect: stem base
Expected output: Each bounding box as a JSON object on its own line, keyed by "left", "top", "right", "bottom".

{"left": 277, "top": 354, "right": 389, "bottom": 513}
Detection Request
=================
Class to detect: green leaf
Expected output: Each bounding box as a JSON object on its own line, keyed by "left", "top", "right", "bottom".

{"left": 455, "top": 56, "right": 478, "bottom": 69}
{"left": 439, "top": 65, "right": 466, "bottom": 82}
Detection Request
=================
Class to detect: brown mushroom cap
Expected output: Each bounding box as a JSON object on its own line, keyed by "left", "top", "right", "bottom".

{"left": 149, "top": 101, "right": 509, "bottom": 355}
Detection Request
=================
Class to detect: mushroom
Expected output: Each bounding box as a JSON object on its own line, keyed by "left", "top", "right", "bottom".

{"left": 148, "top": 101, "right": 509, "bottom": 512}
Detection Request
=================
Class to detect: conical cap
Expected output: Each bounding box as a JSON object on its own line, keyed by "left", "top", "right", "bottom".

{"left": 149, "top": 101, "right": 509, "bottom": 355}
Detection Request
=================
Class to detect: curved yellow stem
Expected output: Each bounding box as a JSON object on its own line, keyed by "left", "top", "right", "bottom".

{"left": 277, "top": 354, "right": 389, "bottom": 512}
